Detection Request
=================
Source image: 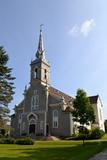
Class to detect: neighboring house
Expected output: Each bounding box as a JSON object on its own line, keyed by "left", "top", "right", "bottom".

{"left": 11, "top": 29, "right": 105, "bottom": 138}
{"left": 89, "top": 95, "right": 105, "bottom": 131}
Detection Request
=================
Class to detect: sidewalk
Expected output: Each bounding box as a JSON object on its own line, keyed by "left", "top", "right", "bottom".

{"left": 89, "top": 149, "right": 107, "bottom": 160}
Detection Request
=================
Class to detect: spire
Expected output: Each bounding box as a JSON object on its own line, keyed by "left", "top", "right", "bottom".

{"left": 36, "top": 24, "right": 45, "bottom": 60}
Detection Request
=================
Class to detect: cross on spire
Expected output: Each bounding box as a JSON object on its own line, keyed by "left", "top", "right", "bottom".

{"left": 40, "top": 24, "right": 43, "bottom": 31}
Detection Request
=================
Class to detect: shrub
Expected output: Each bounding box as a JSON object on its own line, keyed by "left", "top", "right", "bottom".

{"left": 0, "top": 139, "right": 4, "bottom": 144}
{"left": 68, "top": 128, "right": 105, "bottom": 140}
{"left": 15, "top": 138, "right": 34, "bottom": 145}
{"left": 71, "top": 133, "right": 88, "bottom": 140}
{"left": 78, "top": 126, "right": 89, "bottom": 134}
{"left": 0, "top": 134, "right": 2, "bottom": 138}
{"left": 0, "top": 138, "right": 15, "bottom": 144}
{"left": 21, "top": 133, "right": 27, "bottom": 136}
{"left": 0, "top": 129, "right": 6, "bottom": 136}
{"left": 78, "top": 133, "right": 88, "bottom": 140}
{"left": 89, "top": 128, "right": 105, "bottom": 139}
{"left": 104, "top": 120, "right": 107, "bottom": 133}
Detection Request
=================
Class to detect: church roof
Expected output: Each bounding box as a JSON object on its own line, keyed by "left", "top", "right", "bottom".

{"left": 49, "top": 86, "right": 74, "bottom": 103}
{"left": 89, "top": 95, "right": 99, "bottom": 104}
{"left": 49, "top": 87, "right": 100, "bottom": 107}
{"left": 15, "top": 100, "right": 24, "bottom": 110}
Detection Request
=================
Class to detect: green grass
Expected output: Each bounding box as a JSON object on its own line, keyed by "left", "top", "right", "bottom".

{"left": 102, "top": 133, "right": 107, "bottom": 140}
{"left": 0, "top": 140, "right": 107, "bottom": 160}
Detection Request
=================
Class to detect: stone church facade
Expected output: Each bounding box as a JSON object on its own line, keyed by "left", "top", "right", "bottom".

{"left": 11, "top": 29, "right": 105, "bottom": 138}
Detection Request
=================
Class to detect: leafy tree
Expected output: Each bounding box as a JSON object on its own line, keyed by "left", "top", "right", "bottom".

{"left": 72, "top": 89, "right": 95, "bottom": 144}
{"left": 104, "top": 120, "right": 107, "bottom": 133}
{"left": 0, "top": 46, "right": 15, "bottom": 132}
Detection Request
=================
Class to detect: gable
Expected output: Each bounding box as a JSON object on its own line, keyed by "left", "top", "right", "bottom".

{"left": 49, "top": 86, "right": 74, "bottom": 104}
{"left": 89, "top": 95, "right": 98, "bottom": 104}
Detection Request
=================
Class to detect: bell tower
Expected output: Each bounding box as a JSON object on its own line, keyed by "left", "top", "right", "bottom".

{"left": 30, "top": 26, "right": 50, "bottom": 86}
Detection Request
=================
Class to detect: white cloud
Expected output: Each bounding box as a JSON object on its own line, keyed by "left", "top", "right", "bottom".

{"left": 81, "top": 19, "right": 96, "bottom": 36}
{"left": 69, "top": 19, "right": 96, "bottom": 37}
{"left": 69, "top": 24, "right": 80, "bottom": 37}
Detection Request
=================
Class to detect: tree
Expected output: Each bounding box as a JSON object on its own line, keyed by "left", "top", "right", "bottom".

{"left": 0, "top": 46, "right": 15, "bottom": 133}
{"left": 72, "top": 89, "right": 95, "bottom": 144}
{"left": 104, "top": 120, "right": 107, "bottom": 133}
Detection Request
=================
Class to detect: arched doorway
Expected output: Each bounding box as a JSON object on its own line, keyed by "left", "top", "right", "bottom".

{"left": 28, "top": 113, "right": 38, "bottom": 136}
{"left": 29, "top": 124, "right": 35, "bottom": 134}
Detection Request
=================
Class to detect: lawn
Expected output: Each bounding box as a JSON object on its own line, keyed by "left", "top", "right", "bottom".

{"left": 0, "top": 140, "right": 107, "bottom": 160}
{"left": 101, "top": 133, "right": 107, "bottom": 140}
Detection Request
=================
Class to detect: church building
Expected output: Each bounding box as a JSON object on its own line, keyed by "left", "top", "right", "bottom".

{"left": 11, "top": 28, "right": 105, "bottom": 138}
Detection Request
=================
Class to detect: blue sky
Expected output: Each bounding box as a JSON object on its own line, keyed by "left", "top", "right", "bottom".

{"left": 0, "top": 0, "right": 107, "bottom": 119}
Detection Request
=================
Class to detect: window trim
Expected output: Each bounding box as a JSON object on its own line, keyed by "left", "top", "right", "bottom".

{"left": 44, "top": 69, "right": 47, "bottom": 79}
{"left": 31, "top": 95, "right": 39, "bottom": 111}
{"left": 40, "top": 121, "right": 44, "bottom": 130}
{"left": 53, "top": 110, "right": 58, "bottom": 128}
{"left": 34, "top": 68, "right": 38, "bottom": 79}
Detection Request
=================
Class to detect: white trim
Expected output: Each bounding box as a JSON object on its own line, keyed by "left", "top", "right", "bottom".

{"left": 28, "top": 116, "right": 37, "bottom": 135}
{"left": 27, "top": 112, "right": 38, "bottom": 121}
{"left": 31, "top": 95, "right": 39, "bottom": 111}
{"left": 18, "top": 113, "right": 22, "bottom": 136}
{"left": 22, "top": 122, "right": 26, "bottom": 131}
{"left": 34, "top": 67, "right": 38, "bottom": 79}
{"left": 53, "top": 110, "right": 58, "bottom": 128}
{"left": 44, "top": 85, "right": 49, "bottom": 136}
{"left": 49, "top": 103, "right": 61, "bottom": 107}
{"left": 29, "top": 118, "right": 36, "bottom": 124}
{"left": 40, "top": 121, "right": 44, "bottom": 130}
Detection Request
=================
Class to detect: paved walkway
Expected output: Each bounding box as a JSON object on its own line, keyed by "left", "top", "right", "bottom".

{"left": 89, "top": 149, "right": 107, "bottom": 160}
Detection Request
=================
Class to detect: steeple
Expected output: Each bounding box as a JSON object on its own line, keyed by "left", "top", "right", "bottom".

{"left": 36, "top": 24, "right": 45, "bottom": 60}
{"left": 30, "top": 26, "right": 50, "bottom": 86}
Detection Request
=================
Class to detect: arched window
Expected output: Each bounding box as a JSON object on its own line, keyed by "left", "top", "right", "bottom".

{"left": 34, "top": 68, "right": 38, "bottom": 78}
{"left": 53, "top": 110, "right": 58, "bottom": 128}
{"left": 29, "top": 119, "right": 36, "bottom": 124}
{"left": 28, "top": 113, "right": 38, "bottom": 123}
{"left": 31, "top": 95, "right": 39, "bottom": 111}
{"left": 53, "top": 110, "right": 58, "bottom": 117}
{"left": 44, "top": 69, "right": 47, "bottom": 79}
{"left": 29, "top": 114, "right": 36, "bottom": 120}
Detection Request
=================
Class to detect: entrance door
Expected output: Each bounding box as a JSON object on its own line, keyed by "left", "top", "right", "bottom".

{"left": 46, "top": 124, "right": 49, "bottom": 136}
{"left": 29, "top": 124, "right": 35, "bottom": 134}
